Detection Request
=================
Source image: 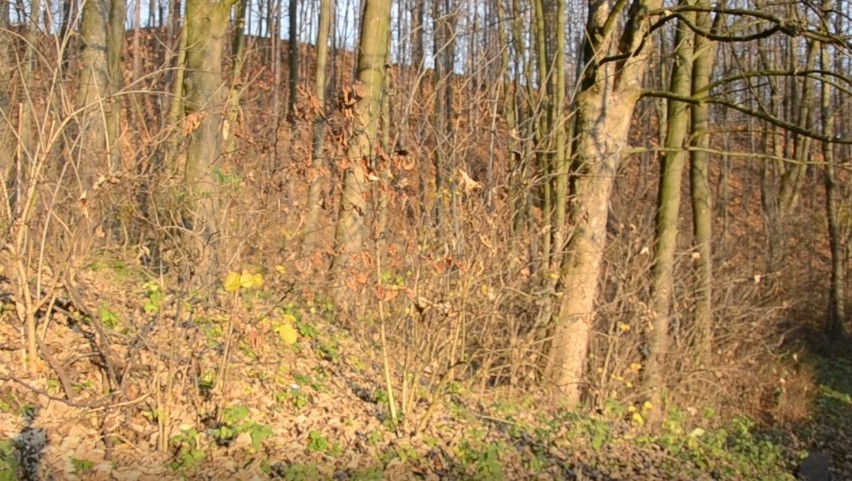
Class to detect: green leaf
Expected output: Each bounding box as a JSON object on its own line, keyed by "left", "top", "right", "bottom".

{"left": 223, "top": 405, "right": 250, "bottom": 425}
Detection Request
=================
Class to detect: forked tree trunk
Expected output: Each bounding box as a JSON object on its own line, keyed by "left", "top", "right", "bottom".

{"left": 549, "top": 0, "right": 663, "bottom": 405}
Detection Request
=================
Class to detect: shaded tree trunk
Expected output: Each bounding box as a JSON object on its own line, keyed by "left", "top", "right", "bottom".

{"left": 645, "top": 0, "right": 694, "bottom": 420}
{"left": 821, "top": 38, "right": 845, "bottom": 338}
{"left": 302, "top": 0, "right": 332, "bottom": 251}
{"left": 224, "top": 0, "right": 249, "bottom": 155}
{"left": 689, "top": 0, "right": 718, "bottom": 361}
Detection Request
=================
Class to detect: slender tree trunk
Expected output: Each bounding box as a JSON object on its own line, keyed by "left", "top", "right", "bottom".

{"left": 0, "top": 0, "right": 11, "bottom": 179}
{"left": 689, "top": 1, "right": 717, "bottom": 360}
{"left": 132, "top": 0, "right": 143, "bottom": 83}
{"left": 821, "top": 39, "right": 845, "bottom": 338}
{"left": 302, "top": 0, "right": 332, "bottom": 251}
{"left": 224, "top": 0, "right": 249, "bottom": 155}
{"left": 550, "top": 0, "right": 663, "bottom": 405}
{"left": 287, "top": 0, "right": 299, "bottom": 120}
{"left": 167, "top": 0, "right": 181, "bottom": 43}
{"left": 644, "top": 1, "right": 694, "bottom": 420}
{"left": 329, "top": 0, "right": 391, "bottom": 307}
{"left": 431, "top": 0, "right": 446, "bottom": 228}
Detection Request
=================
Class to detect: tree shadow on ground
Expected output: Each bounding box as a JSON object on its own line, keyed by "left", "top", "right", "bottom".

{"left": 0, "top": 407, "right": 49, "bottom": 481}
{"left": 799, "top": 339, "right": 852, "bottom": 480}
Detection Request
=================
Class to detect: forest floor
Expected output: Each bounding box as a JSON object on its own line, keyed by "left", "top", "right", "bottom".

{"left": 0, "top": 263, "right": 849, "bottom": 481}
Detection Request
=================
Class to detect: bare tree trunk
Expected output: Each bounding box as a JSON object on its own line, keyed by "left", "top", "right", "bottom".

{"left": 132, "top": 0, "right": 143, "bottom": 83}
{"left": 689, "top": 1, "right": 717, "bottom": 360}
{"left": 302, "top": 0, "right": 332, "bottom": 251}
{"left": 183, "top": 0, "right": 236, "bottom": 280}
{"left": 645, "top": 0, "right": 694, "bottom": 421}
{"left": 820, "top": 37, "right": 845, "bottom": 338}
{"left": 329, "top": 0, "right": 391, "bottom": 308}
{"left": 287, "top": 0, "right": 299, "bottom": 120}
{"left": 0, "top": 0, "right": 11, "bottom": 178}
{"left": 550, "top": 0, "right": 663, "bottom": 405}
{"left": 224, "top": 0, "right": 249, "bottom": 155}
{"left": 74, "top": 0, "right": 126, "bottom": 240}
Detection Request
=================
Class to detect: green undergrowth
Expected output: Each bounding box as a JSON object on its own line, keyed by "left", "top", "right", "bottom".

{"left": 811, "top": 353, "right": 852, "bottom": 424}
{"left": 479, "top": 399, "right": 798, "bottom": 480}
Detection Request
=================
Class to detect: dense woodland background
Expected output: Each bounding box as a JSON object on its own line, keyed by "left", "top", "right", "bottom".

{"left": 0, "top": 0, "right": 851, "bottom": 478}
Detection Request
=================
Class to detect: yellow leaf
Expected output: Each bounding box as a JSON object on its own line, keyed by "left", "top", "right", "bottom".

{"left": 282, "top": 313, "right": 297, "bottom": 324}
{"left": 276, "top": 323, "right": 298, "bottom": 345}
{"left": 642, "top": 401, "right": 653, "bottom": 411}
{"left": 240, "top": 271, "right": 254, "bottom": 288}
{"left": 631, "top": 412, "right": 644, "bottom": 426}
{"left": 630, "top": 363, "right": 642, "bottom": 372}
{"left": 252, "top": 273, "right": 264, "bottom": 288}
{"left": 275, "top": 265, "right": 286, "bottom": 274}
{"left": 224, "top": 272, "right": 241, "bottom": 292}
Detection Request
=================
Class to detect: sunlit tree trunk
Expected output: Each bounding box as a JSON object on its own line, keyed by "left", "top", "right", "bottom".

{"left": 75, "top": 0, "right": 126, "bottom": 184}
{"left": 550, "top": 0, "right": 663, "bottom": 405}
{"left": 0, "top": 0, "right": 11, "bottom": 181}
{"left": 644, "top": 1, "right": 694, "bottom": 420}
{"left": 183, "top": 0, "right": 237, "bottom": 278}
{"left": 330, "top": 0, "right": 391, "bottom": 305}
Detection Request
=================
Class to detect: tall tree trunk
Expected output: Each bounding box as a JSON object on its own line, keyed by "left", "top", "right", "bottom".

{"left": 132, "top": 0, "right": 143, "bottom": 83}
{"left": 329, "top": 0, "right": 391, "bottom": 307}
{"left": 689, "top": 0, "right": 717, "bottom": 360}
{"left": 550, "top": 0, "right": 663, "bottom": 405}
{"left": 820, "top": 39, "right": 845, "bottom": 338}
{"left": 224, "top": 0, "right": 249, "bottom": 155}
{"left": 74, "top": 0, "right": 126, "bottom": 224}
{"left": 0, "top": 0, "right": 11, "bottom": 181}
{"left": 644, "top": 1, "right": 694, "bottom": 420}
{"left": 302, "top": 0, "right": 332, "bottom": 251}
{"left": 287, "top": 0, "right": 299, "bottom": 120}
{"left": 183, "top": 0, "right": 236, "bottom": 279}
{"left": 431, "top": 0, "right": 447, "bottom": 228}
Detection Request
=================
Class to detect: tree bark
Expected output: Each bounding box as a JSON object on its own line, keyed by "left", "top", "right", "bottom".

{"left": 287, "top": 0, "right": 299, "bottom": 120}
{"left": 75, "top": 0, "right": 126, "bottom": 186}
{"left": 224, "top": 0, "right": 249, "bottom": 155}
{"left": 820, "top": 38, "right": 845, "bottom": 338}
{"left": 183, "top": 0, "right": 236, "bottom": 279}
{"left": 645, "top": 0, "right": 694, "bottom": 420}
{"left": 689, "top": 0, "right": 717, "bottom": 360}
{"left": 329, "top": 0, "right": 392, "bottom": 306}
{"left": 550, "top": 0, "right": 663, "bottom": 405}
{"left": 302, "top": 0, "right": 332, "bottom": 251}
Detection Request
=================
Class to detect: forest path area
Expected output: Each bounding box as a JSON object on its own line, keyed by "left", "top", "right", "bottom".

{"left": 791, "top": 349, "right": 852, "bottom": 481}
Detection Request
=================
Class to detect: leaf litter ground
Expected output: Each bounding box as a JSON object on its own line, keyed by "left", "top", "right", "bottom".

{"left": 0, "top": 268, "right": 848, "bottom": 480}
